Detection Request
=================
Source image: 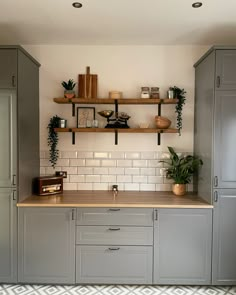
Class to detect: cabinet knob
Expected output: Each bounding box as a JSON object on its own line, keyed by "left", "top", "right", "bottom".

{"left": 108, "top": 247, "right": 120, "bottom": 251}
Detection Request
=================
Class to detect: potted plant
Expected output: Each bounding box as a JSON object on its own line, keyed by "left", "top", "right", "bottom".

{"left": 172, "top": 86, "right": 186, "bottom": 135}
{"left": 160, "top": 146, "right": 203, "bottom": 196}
{"left": 61, "top": 79, "right": 76, "bottom": 99}
{"left": 47, "top": 115, "right": 61, "bottom": 168}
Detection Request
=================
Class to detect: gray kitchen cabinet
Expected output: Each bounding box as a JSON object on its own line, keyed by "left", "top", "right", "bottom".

{"left": 76, "top": 245, "right": 152, "bottom": 284}
{"left": 0, "top": 49, "right": 17, "bottom": 88}
{"left": 0, "top": 90, "right": 17, "bottom": 187}
{"left": 0, "top": 188, "right": 17, "bottom": 283}
{"left": 215, "top": 49, "right": 236, "bottom": 89}
{"left": 153, "top": 208, "right": 212, "bottom": 285}
{"left": 18, "top": 207, "right": 76, "bottom": 284}
{"left": 76, "top": 207, "right": 153, "bottom": 284}
{"left": 212, "top": 190, "right": 236, "bottom": 285}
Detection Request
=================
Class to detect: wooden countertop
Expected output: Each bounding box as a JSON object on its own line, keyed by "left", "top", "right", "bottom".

{"left": 17, "top": 191, "right": 213, "bottom": 208}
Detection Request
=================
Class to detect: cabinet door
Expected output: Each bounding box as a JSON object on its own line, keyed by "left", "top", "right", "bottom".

{"left": 212, "top": 190, "right": 236, "bottom": 285}
{"left": 214, "top": 91, "right": 236, "bottom": 188}
{"left": 76, "top": 245, "right": 152, "bottom": 284}
{"left": 0, "top": 49, "right": 17, "bottom": 88}
{"left": 0, "top": 188, "right": 17, "bottom": 283}
{"left": 153, "top": 209, "right": 212, "bottom": 285}
{"left": 18, "top": 208, "right": 76, "bottom": 284}
{"left": 216, "top": 50, "right": 236, "bottom": 89}
{"left": 0, "top": 90, "right": 17, "bottom": 187}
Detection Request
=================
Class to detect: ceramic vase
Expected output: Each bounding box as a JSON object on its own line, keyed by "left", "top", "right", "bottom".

{"left": 172, "top": 184, "right": 186, "bottom": 196}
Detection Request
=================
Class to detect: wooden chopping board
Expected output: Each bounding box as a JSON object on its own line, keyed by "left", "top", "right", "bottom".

{"left": 78, "top": 66, "right": 98, "bottom": 98}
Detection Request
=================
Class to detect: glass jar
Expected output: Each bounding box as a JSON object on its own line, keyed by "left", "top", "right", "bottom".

{"left": 141, "top": 87, "right": 150, "bottom": 98}
{"left": 150, "top": 87, "right": 160, "bottom": 99}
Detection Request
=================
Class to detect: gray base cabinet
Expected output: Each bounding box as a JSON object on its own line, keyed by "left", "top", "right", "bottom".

{"left": 153, "top": 208, "right": 212, "bottom": 285}
{"left": 212, "top": 190, "right": 236, "bottom": 285}
{"left": 0, "top": 188, "right": 17, "bottom": 283}
{"left": 18, "top": 208, "right": 75, "bottom": 284}
{"left": 76, "top": 245, "right": 152, "bottom": 284}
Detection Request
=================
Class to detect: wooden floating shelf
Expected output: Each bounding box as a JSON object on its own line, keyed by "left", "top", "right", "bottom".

{"left": 54, "top": 127, "right": 178, "bottom": 134}
{"left": 53, "top": 98, "right": 179, "bottom": 105}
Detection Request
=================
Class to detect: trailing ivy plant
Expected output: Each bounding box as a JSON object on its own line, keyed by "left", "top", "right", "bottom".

{"left": 47, "top": 115, "right": 61, "bottom": 168}
{"left": 173, "top": 86, "right": 186, "bottom": 135}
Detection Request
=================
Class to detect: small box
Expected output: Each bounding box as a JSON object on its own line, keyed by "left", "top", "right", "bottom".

{"left": 33, "top": 176, "right": 63, "bottom": 196}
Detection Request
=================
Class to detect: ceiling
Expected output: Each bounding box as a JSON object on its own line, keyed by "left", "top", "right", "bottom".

{"left": 1, "top": 0, "right": 236, "bottom": 45}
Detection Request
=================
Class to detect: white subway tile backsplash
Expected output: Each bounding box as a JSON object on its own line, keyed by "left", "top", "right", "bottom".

{"left": 40, "top": 151, "right": 45, "bottom": 159}
{"left": 70, "top": 159, "right": 85, "bottom": 167}
{"left": 159, "top": 167, "right": 167, "bottom": 176}
{"left": 125, "top": 152, "right": 140, "bottom": 159}
{"left": 94, "top": 167, "right": 109, "bottom": 175}
{"left": 56, "top": 159, "right": 70, "bottom": 167}
{"left": 101, "top": 175, "right": 116, "bottom": 183}
{"left": 45, "top": 167, "right": 56, "bottom": 175}
{"left": 109, "top": 151, "right": 125, "bottom": 159}
{"left": 124, "top": 183, "right": 139, "bottom": 191}
{"left": 78, "top": 183, "right": 93, "bottom": 190}
{"left": 140, "top": 168, "right": 156, "bottom": 176}
{"left": 114, "top": 183, "right": 124, "bottom": 191}
{"left": 117, "top": 175, "right": 132, "bottom": 183}
{"left": 70, "top": 175, "right": 85, "bottom": 183}
{"left": 140, "top": 184, "right": 156, "bottom": 191}
{"left": 77, "top": 167, "right": 93, "bottom": 175}
{"left": 86, "top": 159, "right": 100, "bottom": 167}
{"left": 161, "top": 152, "right": 171, "bottom": 159}
{"left": 133, "top": 160, "right": 147, "bottom": 167}
{"left": 109, "top": 167, "right": 125, "bottom": 175}
{"left": 117, "top": 160, "right": 132, "bottom": 167}
{"left": 125, "top": 168, "right": 139, "bottom": 175}
{"left": 62, "top": 167, "right": 78, "bottom": 174}
{"left": 63, "top": 183, "right": 78, "bottom": 190}
{"left": 141, "top": 152, "right": 156, "bottom": 159}
{"left": 94, "top": 152, "right": 109, "bottom": 159}
{"left": 40, "top": 159, "right": 50, "bottom": 166}
{"left": 133, "top": 176, "right": 147, "bottom": 183}
{"left": 148, "top": 176, "right": 164, "bottom": 184}
{"left": 148, "top": 160, "right": 163, "bottom": 168}
{"left": 40, "top": 167, "right": 46, "bottom": 175}
{"left": 93, "top": 183, "right": 109, "bottom": 190}
{"left": 101, "top": 159, "right": 116, "bottom": 167}
{"left": 77, "top": 151, "right": 94, "bottom": 158}
{"left": 85, "top": 175, "right": 101, "bottom": 183}
{"left": 60, "top": 151, "right": 77, "bottom": 159}
{"left": 156, "top": 184, "right": 172, "bottom": 191}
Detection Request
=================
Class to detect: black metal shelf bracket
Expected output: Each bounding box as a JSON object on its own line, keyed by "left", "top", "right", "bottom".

{"left": 157, "top": 104, "right": 162, "bottom": 145}
{"left": 72, "top": 104, "right": 75, "bottom": 117}
{"left": 72, "top": 132, "right": 75, "bottom": 145}
{"left": 115, "top": 129, "right": 118, "bottom": 145}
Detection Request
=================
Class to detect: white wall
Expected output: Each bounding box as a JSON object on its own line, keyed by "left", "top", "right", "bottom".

{"left": 24, "top": 45, "right": 209, "bottom": 153}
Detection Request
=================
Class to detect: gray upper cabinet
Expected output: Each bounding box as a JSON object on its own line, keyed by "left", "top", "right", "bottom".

{"left": 215, "top": 50, "right": 236, "bottom": 89}
{"left": 0, "top": 49, "right": 17, "bottom": 88}
{"left": 212, "top": 190, "right": 236, "bottom": 285}
{"left": 0, "top": 90, "right": 17, "bottom": 187}
{"left": 214, "top": 91, "right": 236, "bottom": 188}
{"left": 18, "top": 208, "right": 76, "bottom": 284}
{"left": 153, "top": 208, "right": 212, "bottom": 285}
{"left": 0, "top": 188, "right": 17, "bottom": 283}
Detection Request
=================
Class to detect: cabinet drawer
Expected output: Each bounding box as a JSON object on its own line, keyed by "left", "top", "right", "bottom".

{"left": 76, "top": 245, "right": 152, "bottom": 284}
{"left": 76, "top": 226, "right": 153, "bottom": 245}
{"left": 76, "top": 208, "right": 153, "bottom": 226}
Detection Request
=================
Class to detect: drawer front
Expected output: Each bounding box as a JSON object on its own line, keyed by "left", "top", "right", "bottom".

{"left": 76, "top": 226, "right": 153, "bottom": 245}
{"left": 76, "top": 245, "right": 152, "bottom": 284}
{"left": 76, "top": 208, "right": 153, "bottom": 226}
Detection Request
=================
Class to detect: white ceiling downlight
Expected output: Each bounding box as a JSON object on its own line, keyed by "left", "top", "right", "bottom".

{"left": 192, "top": 2, "right": 203, "bottom": 8}
{"left": 72, "top": 2, "right": 82, "bottom": 8}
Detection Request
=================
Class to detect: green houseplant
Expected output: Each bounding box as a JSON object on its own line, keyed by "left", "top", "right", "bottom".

{"left": 171, "top": 86, "right": 186, "bottom": 135}
{"left": 47, "top": 115, "right": 62, "bottom": 168}
{"left": 160, "top": 146, "right": 203, "bottom": 196}
{"left": 61, "top": 79, "right": 76, "bottom": 99}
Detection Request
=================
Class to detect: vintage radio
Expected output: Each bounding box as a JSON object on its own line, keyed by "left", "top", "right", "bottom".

{"left": 33, "top": 176, "right": 63, "bottom": 195}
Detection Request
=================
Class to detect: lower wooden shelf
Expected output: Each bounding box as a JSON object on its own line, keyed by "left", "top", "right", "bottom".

{"left": 54, "top": 127, "right": 178, "bottom": 145}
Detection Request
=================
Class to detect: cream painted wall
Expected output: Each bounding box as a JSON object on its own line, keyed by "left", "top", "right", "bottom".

{"left": 24, "top": 45, "right": 209, "bottom": 153}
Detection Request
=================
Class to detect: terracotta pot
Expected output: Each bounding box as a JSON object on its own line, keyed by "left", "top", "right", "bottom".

{"left": 155, "top": 116, "right": 171, "bottom": 129}
{"left": 64, "top": 90, "right": 75, "bottom": 99}
{"left": 172, "top": 184, "right": 187, "bottom": 196}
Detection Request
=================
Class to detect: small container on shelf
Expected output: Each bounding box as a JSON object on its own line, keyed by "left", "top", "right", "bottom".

{"left": 141, "top": 87, "right": 150, "bottom": 98}
{"left": 109, "top": 91, "right": 122, "bottom": 99}
{"left": 150, "top": 87, "right": 160, "bottom": 99}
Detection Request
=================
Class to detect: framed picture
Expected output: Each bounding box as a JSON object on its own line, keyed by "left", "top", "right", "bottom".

{"left": 77, "top": 107, "right": 95, "bottom": 127}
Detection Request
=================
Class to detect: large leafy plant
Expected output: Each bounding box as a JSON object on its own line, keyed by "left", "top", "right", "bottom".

{"left": 160, "top": 147, "right": 203, "bottom": 184}
{"left": 47, "top": 115, "right": 61, "bottom": 168}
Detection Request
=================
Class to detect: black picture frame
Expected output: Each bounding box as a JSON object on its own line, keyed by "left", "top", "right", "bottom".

{"left": 77, "top": 107, "right": 95, "bottom": 127}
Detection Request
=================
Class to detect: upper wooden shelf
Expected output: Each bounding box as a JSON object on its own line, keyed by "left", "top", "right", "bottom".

{"left": 53, "top": 98, "right": 179, "bottom": 105}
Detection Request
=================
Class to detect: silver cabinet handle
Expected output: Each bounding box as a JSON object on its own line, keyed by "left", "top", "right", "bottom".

{"left": 216, "top": 76, "right": 220, "bottom": 88}
{"left": 214, "top": 176, "right": 218, "bottom": 187}
{"left": 108, "top": 228, "right": 120, "bottom": 231}
{"left": 13, "top": 190, "right": 17, "bottom": 201}
{"left": 108, "top": 208, "right": 120, "bottom": 211}
{"left": 155, "top": 209, "right": 158, "bottom": 221}
{"left": 108, "top": 247, "right": 120, "bottom": 251}
{"left": 12, "top": 174, "right": 16, "bottom": 186}
{"left": 12, "top": 75, "right": 16, "bottom": 87}
{"left": 214, "top": 191, "right": 218, "bottom": 203}
{"left": 71, "top": 209, "right": 75, "bottom": 220}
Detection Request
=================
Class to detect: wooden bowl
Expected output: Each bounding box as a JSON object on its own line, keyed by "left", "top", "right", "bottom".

{"left": 155, "top": 116, "right": 171, "bottom": 129}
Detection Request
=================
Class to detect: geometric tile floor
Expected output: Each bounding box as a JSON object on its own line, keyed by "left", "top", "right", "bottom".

{"left": 0, "top": 285, "right": 236, "bottom": 295}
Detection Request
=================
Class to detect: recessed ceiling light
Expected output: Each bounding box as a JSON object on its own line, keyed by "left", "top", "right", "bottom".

{"left": 192, "top": 2, "right": 203, "bottom": 8}
{"left": 72, "top": 2, "right": 82, "bottom": 8}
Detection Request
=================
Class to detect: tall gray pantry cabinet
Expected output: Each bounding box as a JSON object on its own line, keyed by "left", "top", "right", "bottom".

{"left": 194, "top": 46, "right": 236, "bottom": 285}
{"left": 0, "top": 46, "right": 40, "bottom": 283}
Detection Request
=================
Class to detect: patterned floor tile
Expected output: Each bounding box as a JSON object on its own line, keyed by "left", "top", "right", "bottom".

{"left": 0, "top": 285, "right": 235, "bottom": 295}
